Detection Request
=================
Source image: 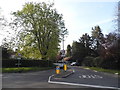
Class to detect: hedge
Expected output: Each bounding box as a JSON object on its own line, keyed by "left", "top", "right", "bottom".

{"left": 82, "top": 56, "right": 118, "bottom": 70}
{"left": 2, "top": 59, "right": 53, "bottom": 68}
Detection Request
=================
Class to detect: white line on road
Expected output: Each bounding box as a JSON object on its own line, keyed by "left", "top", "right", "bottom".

{"left": 93, "top": 70, "right": 98, "bottom": 72}
{"left": 48, "top": 74, "right": 54, "bottom": 83}
{"left": 48, "top": 80, "right": 119, "bottom": 89}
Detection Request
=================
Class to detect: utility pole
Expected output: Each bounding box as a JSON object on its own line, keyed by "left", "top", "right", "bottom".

{"left": 60, "top": 28, "right": 68, "bottom": 61}
{"left": 62, "top": 35, "right": 64, "bottom": 51}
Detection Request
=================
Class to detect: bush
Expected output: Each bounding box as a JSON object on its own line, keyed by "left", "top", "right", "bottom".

{"left": 93, "top": 57, "right": 103, "bottom": 67}
{"left": 82, "top": 56, "right": 103, "bottom": 67}
{"left": 100, "top": 57, "right": 118, "bottom": 70}
{"left": 82, "top": 56, "right": 94, "bottom": 67}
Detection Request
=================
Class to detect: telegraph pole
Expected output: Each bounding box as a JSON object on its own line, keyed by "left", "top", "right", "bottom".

{"left": 60, "top": 28, "right": 68, "bottom": 60}
{"left": 62, "top": 35, "right": 64, "bottom": 51}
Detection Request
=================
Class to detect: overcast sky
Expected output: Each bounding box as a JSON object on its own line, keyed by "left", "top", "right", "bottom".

{"left": 0, "top": 0, "right": 118, "bottom": 50}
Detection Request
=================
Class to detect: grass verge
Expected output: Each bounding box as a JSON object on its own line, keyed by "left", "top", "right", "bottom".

{"left": 83, "top": 66, "right": 120, "bottom": 75}
{"left": 2, "top": 67, "right": 54, "bottom": 73}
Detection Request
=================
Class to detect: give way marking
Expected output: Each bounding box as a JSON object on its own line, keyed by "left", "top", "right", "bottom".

{"left": 79, "top": 75, "right": 103, "bottom": 79}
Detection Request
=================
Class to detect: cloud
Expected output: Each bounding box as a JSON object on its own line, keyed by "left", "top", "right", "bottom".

{"left": 95, "top": 17, "right": 117, "bottom": 25}
{"left": 79, "top": 17, "right": 117, "bottom": 30}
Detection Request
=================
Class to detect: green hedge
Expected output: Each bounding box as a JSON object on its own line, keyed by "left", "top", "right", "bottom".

{"left": 82, "top": 56, "right": 118, "bottom": 70}
{"left": 2, "top": 59, "right": 53, "bottom": 68}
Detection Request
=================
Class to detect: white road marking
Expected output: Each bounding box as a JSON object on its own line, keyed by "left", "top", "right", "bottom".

{"left": 79, "top": 75, "right": 103, "bottom": 79}
{"left": 82, "top": 75, "right": 87, "bottom": 78}
{"left": 93, "top": 70, "right": 98, "bottom": 72}
{"left": 91, "top": 75, "right": 95, "bottom": 78}
{"left": 48, "top": 74, "right": 54, "bottom": 82}
{"left": 87, "top": 75, "right": 91, "bottom": 78}
{"left": 95, "top": 75, "right": 103, "bottom": 78}
{"left": 48, "top": 81, "right": 119, "bottom": 89}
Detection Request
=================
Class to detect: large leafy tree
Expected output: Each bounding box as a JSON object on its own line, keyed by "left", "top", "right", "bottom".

{"left": 12, "top": 2, "right": 68, "bottom": 60}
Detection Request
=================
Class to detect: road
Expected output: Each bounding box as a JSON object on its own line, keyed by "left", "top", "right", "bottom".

{"left": 2, "top": 66, "right": 120, "bottom": 89}
{"left": 50, "top": 66, "right": 119, "bottom": 89}
{"left": 2, "top": 69, "right": 84, "bottom": 88}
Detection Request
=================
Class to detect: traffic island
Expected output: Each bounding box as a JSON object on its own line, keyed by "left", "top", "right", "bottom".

{"left": 53, "top": 69, "right": 74, "bottom": 78}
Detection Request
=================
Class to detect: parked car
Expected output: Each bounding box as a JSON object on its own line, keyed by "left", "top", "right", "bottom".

{"left": 70, "top": 62, "right": 77, "bottom": 66}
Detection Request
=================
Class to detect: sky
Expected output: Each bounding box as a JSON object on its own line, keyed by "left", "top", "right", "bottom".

{"left": 0, "top": 0, "right": 118, "bottom": 50}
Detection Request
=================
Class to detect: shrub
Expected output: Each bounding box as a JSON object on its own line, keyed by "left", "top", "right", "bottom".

{"left": 82, "top": 56, "right": 94, "bottom": 67}
{"left": 82, "top": 56, "right": 103, "bottom": 67}
{"left": 100, "top": 57, "right": 118, "bottom": 70}
{"left": 93, "top": 57, "right": 103, "bottom": 67}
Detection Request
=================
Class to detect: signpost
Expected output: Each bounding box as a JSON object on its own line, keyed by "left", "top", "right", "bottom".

{"left": 15, "top": 53, "right": 22, "bottom": 72}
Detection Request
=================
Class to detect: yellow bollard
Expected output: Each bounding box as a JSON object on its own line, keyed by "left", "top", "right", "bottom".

{"left": 64, "top": 64, "right": 67, "bottom": 71}
{"left": 56, "top": 66, "right": 60, "bottom": 74}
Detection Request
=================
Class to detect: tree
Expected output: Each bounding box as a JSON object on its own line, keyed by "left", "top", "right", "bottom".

{"left": 66, "top": 44, "right": 72, "bottom": 57}
{"left": 79, "top": 33, "right": 91, "bottom": 48}
{"left": 71, "top": 41, "right": 86, "bottom": 65}
{"left": 79, "top": 33, "right": 94, "bottom": 56}
{"left": 91, "top": 25, "right": 104, "bottom": 56}
{"left": 11, "top": 2, "right": 68, "bottom": 60}
{"left": 99, "top": 32, "right": 119, "bottom": 69}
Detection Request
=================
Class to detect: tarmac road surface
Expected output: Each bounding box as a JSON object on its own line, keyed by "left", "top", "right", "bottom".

{"left": 50, "top": 66, "right": 119, "bottom": 89}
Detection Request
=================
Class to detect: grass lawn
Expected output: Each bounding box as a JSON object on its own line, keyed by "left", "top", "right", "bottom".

{"left": 83, "top": 66, "right": 120, "bottom": 75}
{"left": 2, "top": 67, "right": 54, "bottom": 73}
